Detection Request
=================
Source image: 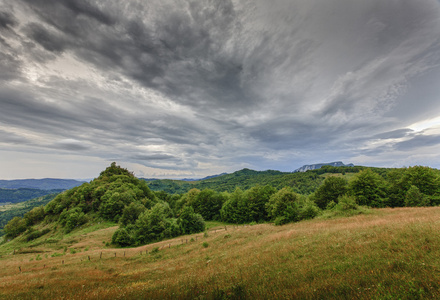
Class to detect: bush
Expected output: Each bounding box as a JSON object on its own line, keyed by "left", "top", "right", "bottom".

{"left": 335, "top": 195, "right": 358, "bottom": 211}
{"left": 266, "top": 187, "right": 300, "bottom": 224}
{"left": 62, "top": 207, "right": 87, "bottom": 233}
{"left": 25, "top": 228, "right": 50, "bottom": 242}
{"left": 299, "top": 200, "right": 320, "bottom": 220}
{"left": 119, "top": 202, "right": 146, "bottom": 226}
{"left": 133, "top": 203, "right": 180, "bottom": 245}
{"left": 177, "top": 206, "right": 205, "bottom": 234}
{"left": 4, "top": 217, "right": 28, "bottom": 239}
{"left": 112, "top": 227, "right": 133, "bottom": 247}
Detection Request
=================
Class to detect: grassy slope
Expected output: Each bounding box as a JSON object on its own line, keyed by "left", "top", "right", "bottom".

{"left": 1, "top": 207, "right": 440, "bottom": 299}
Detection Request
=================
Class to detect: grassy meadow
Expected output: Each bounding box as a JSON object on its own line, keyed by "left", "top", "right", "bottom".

{"left": 0, "top": 207, "right": 439, "bottom": 299}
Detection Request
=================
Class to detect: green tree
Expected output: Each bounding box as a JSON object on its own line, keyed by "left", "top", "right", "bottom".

{"left": 220, "top": 188, "right": 246, "bottom": 223}
{"left": 312, "top": 176, "right": 347, "bottom": 209}
{"left": 119, "top": 202, "right": 146, "bottom": 226}
{"left": 177, "top": 206, "right": 205, "bottom": 234}
{"left": 191, "top": 189, "right": 226, "bottom": 221}
{"left": 112, "top": 227, "right": 133, "bottom": 247}
{"left": 23, "top": 206, "right": 45, "bottom": 226}
{"left": 404, "top": 185, "right": 429, "bottom": 207}
{"left": 388, "top": 166, "right": 440, "bottom": 207}
{"left": 349, "top": 169, "right": 387, "bottom": 207}
{"left": 62, "top": 207, "right": 87, "bottom": 233}
{"left": 244, "top": 185, "right": 276, "bottom": 222}
{"left": 266, "top": 187, "right": 300, "bottom": 225}
{"left": 134, "top": 202, "right": 180, "bottom": 245}
{"left": 4, "top": 217, "right": 28, "bottom": 239}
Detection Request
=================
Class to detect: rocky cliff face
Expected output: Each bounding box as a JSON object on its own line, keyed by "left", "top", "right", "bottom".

{"left": 294, "top": 161, "right": 354, "bottom": 172}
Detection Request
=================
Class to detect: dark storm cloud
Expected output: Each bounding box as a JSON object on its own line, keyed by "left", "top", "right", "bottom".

{"left": 0, "top": 10, "right": 18, "bottom": 29}
{"left": 24, "top": 23, "right": 68, "bottom": 53}
{"left": 1, "top": 0, "right": 440, "bottom": 178}
{"left": 19, "top": 0, "right": 248, "bottom": 111}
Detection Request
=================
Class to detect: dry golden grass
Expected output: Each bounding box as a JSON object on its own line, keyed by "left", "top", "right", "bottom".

{"left": 1, "top": 207, "right": 440, "bottom": 299}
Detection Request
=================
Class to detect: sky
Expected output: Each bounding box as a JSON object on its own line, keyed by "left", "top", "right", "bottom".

{"left": 1, "top": 0, "right": 440, "bottom": 180}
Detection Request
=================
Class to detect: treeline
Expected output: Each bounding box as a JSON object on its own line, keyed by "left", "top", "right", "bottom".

{"left": 2, "top": 164, "right": 439, "bottom": 249}
{"left": 145, "top": 169, "right": 324, "bottom": 194}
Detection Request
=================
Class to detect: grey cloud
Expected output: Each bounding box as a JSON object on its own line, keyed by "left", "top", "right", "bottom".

{"left": 24, "top": 23, "right": 68, "bottom": 53}
{"left": 0, "top": 10, "right": 18, "bottom": 30}
{"left": 394, "top": 134, "right": 440, "bottom": 151}
{"left": 372, "top": 129, "right": 414, "bottom": 140}
{"left": 2, "top": 0, "right": 440, "bottom": 178}
{"left": 131, "top": 154, "right": 176, "bottom": 161}
{"left": 52, "top": 139, "right": 90, "bottom": 151}
{"left": 0, "top": 129, "right": 29, "bottom": 144}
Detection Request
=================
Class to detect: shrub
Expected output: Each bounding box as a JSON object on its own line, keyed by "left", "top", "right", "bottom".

{"left": 177, "top": 206, "right": 205, "bottom": 234}
{"left": 25, "top": 228, "right": 50, "bottom": 242}
{"left": 112, "top": 227, "right": 133, "bottom": 247}
{"left": 63, "top": 207, "right": 87, "bottom": 233}
{"left": 335, "top": 195, "right": 358, "bottom": 211}
{"left": 202, "top": 242, "right": 209, "bottom": 248}
{"left": 4, "top": 217, "right": 28, "bottom": 239}
{"left": 266, "top": 187, "right": 300, "bottom": 224}
{"left": 119, "top": 202, "right": 146, "bottom": 226}
{"left": 299, "top": 200, "right": 320, "bottom": 220}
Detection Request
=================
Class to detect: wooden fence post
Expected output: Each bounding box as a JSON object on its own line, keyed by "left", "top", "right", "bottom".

{"left": 100, "top": 252, "right": 102, "bottom": 259}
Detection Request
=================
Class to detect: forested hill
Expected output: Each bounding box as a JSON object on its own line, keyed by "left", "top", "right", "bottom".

{"left": 144, "top": 166, "right": 364, "bottom": 195}
{"left": 0, "top": 178, "right": 85, "bottom": 190}
{"left": 0, "top": 188, "right": 63, "bottom": 204}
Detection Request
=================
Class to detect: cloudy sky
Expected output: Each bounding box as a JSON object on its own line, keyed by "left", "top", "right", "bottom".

{"left": 1, "top": 0, "right": 440, "bottom": 180}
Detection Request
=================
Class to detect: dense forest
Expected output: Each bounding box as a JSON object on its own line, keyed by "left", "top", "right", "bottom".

{"left": 2, "top": 163, "right": 439, "bottom": 249}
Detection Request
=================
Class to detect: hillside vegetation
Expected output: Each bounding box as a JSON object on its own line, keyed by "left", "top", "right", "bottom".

{"left": 0, "top": 163, "right": 440, "bottom": 298}
{"left": 0, "top": 194, "right": 57, "bottom": 237}
{"left": 1, "top": 163, "right": 439, "bottom": 247}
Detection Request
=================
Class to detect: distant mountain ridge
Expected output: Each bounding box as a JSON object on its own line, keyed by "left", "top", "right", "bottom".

{"left": 0, "top": 179, "right": 86, "bottom": 190}
{"left": 294, "top": 161, "right": 354, "bottom": 173}
{"left": 181, "top": 173, "right": 229, "bottom": 181}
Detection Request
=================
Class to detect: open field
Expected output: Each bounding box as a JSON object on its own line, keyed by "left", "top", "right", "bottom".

{"left": 1, "top": 207, "right": 440, "bottom": 299}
